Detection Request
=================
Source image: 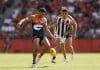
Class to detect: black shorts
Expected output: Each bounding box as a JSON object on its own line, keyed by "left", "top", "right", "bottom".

{"left": 66, "top": 31, "right": 72, "bottom": 39}
{"left": 66, "top": 34, "right": 72, "bottom": 39}
{"left": 32, "top": 28, "right": 45, "bottom": 41}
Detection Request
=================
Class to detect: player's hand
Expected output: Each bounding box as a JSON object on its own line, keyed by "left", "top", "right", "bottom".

{"left": 48, "top": 26, "right": 51, "bottom": 29}
{"left": 52, "top": 37, "right": 57, "bottom": 43}
{"left": 64, "top": 32, "right": 68, "bottom": 37}
{"left": 73, "top": 33, "right": 76, "bottom": 39}
{"left": 53, "top": 37, "right": 56, "bottom": 42}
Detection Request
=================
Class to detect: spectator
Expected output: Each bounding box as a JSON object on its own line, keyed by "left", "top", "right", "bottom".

{"left": 0, "top": 0, "right": 100, "bottom": 39}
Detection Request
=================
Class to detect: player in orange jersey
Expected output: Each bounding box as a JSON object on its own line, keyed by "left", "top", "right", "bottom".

{"left": 17, "top": 8, "right": 56, "bottom": 68}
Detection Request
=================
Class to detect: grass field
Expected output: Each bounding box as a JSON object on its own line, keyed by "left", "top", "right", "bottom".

{"left": 0, "top": 53, "right": 100, "bottom": 70}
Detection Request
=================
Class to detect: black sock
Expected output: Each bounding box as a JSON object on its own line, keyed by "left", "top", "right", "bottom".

{"left": 53, "top": 56, "right": 56, "bottom": 60}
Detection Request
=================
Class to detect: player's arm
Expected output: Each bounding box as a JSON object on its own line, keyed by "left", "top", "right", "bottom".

{"left": 17, "top": 15, "right": 33, "bottom": 31}
{"left": 49, "top": 22, "right": 58, "bottom": 29}
{"left": 68, "top": 15, "right": 77, "bottom": 38}
{"left": 16, "top": 15, "right": 33, "bottom": 36}
{"left": 17, "top": 16, "right": 33, "bottom": 28}
{"left": 48, "top": 16, "right": 59, "bottom": 29}
{"left": 44, "top": 18, "right": 56, "bottom": 40}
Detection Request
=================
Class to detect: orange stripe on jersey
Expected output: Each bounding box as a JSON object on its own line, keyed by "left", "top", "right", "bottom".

{"left": 31, "top": 14, "right": 46, "bottom": 26}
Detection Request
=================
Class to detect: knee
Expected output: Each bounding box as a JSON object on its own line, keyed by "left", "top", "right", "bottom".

{"left": 66, "top": 43, "right": 71, "bottom": 47}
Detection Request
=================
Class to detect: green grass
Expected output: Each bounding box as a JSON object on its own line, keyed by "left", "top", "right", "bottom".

{"left": 0, "top": 53, "right": 100, "bottom": 70}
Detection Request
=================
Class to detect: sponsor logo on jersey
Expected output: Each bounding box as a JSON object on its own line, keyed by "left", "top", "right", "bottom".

{"left": 33, "top": 24, "right": 43, "bottom": 30}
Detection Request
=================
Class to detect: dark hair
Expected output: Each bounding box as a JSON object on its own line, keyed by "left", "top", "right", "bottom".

{"left": 61, "top": 7, "right": 68, "bottom": 12}
{"left": 61, "top": 9, "right": 68, "bottom": 12}
{"left": 38, "top": 8, "right": 47, "bottom": 13}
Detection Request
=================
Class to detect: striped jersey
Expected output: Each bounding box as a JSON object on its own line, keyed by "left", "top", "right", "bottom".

{"left": 55, "top": 16, "right": 72, "bottom": 37}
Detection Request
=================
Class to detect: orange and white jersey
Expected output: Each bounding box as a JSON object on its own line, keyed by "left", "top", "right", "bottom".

{"left": 30, "top": 14, "right": 47, "bottom": 31}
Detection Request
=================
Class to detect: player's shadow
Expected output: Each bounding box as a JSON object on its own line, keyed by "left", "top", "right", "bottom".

{"left": 37, "top": 66, "right": 49, "bottom": 68}
{"left": 0, "top": 66, "right": 31, "bottom": 70}
{"left": 0, "top": 66, "right": 49, "bottom": 69}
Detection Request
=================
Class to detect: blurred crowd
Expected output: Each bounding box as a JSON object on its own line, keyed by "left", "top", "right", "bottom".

{"left": 0, "top": 0, "right": 100, "bottom": 39}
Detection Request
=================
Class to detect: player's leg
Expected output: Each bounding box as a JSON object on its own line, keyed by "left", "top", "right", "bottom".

{"left": 36, "top": 46, "right": 46, "bottom": 63}
{"left": 35, "top": 37, "right": 51, "bottom": 63}
{"left": 32, "top": 38, "right": 40, "bottom": 67}
{"left": 42, "top": 37, "right": 56, "bottom": 63}
{"left": 51, "top": 38, "right": 60, "bottom": 63}
{"left": 55, "top": 38, "right": 61, "bottom": 52}
{"left": 66, "top": 37, "right": 75, "bottom": 60}
{"left": 60, "top": 43, "right": 67, "bottom": 62}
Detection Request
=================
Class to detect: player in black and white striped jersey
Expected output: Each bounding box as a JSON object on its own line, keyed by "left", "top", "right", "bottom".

{"left": 51, "top": 7, "right": 77, "bottom": 63}
{"left": 55, "top": 15, "right": 72, "bottom": 38}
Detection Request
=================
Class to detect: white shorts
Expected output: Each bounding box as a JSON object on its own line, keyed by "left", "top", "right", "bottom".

{"left": 54, "top": 32, "right": 66, "bottom": 43}
{"left": 56, "top": 36, "right": 66, "bottom": 43}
